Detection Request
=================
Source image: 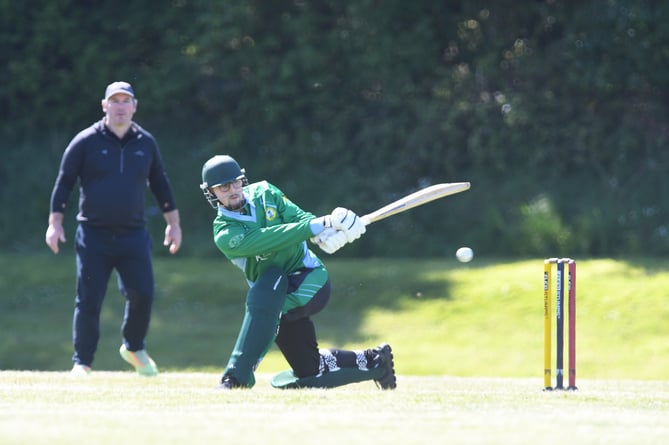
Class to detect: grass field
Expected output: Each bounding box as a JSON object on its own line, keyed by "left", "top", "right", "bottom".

{"left": 3, "top": 254, "right": 668, "bottom": 379}
{"left": 1, "top": 371, "right": 668, "bottom": 445}
{"left": 2, "top": 254, "right": 668, "bottom": 443}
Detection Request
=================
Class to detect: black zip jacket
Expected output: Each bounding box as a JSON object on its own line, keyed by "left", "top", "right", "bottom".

{"left": 50, "top": 119, "right": 177, "bottom": 230}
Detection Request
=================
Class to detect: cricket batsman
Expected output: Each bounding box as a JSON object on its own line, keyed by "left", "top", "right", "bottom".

{"left": 200, "top": 155, "right": 396, "bottom": 390}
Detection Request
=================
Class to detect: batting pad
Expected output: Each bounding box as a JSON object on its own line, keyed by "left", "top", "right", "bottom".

{"left": 271, "top": 367, "right": 385, "bottom": 389}
{"left": 224, "top": 266, "right": 288, "bottom": 386}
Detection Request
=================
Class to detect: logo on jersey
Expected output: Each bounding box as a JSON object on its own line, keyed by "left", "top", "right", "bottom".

{"left": 265, "top": 206, "right": 278, "bottom": 221}
{"left": 255, "top": 253, "right": 273, "bottom": 262}
{"left": 228, "top": 234, "right": 245, "bottom": 248}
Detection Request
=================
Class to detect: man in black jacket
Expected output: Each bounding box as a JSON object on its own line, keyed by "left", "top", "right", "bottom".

{"left": 46, "top": 81, "right": 182, "bottom": 376}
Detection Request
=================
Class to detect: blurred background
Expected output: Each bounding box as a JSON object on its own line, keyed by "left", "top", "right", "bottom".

{"left": 2, "top": 0, "right": 668, "bottom": 258}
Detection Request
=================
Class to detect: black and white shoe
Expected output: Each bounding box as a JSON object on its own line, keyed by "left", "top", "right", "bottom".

{"left": 372, "top": 343, "right": 397, "bottom": 390}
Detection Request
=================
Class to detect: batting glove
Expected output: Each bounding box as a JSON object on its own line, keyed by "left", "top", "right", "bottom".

{"left": 330, "top": 207, "right": 366, "bottom": 243}
{"left": 311, "top": 228, "right": 348, "bottom": 254}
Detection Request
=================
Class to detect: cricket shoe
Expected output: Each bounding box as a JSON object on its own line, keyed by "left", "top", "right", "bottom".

{"left": 119, "top": 344, "right": 159, "bottom": 377}
{"left": 372, "top": 343, "right": 397, "bottom": 390}
{"left": 71, "top": 363, "right": 91, "bottom": 375}
{"left": 217, "top": 375, "right": 243, "bottom": 390}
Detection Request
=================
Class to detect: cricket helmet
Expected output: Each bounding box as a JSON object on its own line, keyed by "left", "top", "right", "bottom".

{"left": 200, "top": 155, "right": 248, "bottom": 208}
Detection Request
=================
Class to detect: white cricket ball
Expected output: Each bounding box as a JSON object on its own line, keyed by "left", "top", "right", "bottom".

{"left": 456, "top": 247, "right": 474, "bottom": 263}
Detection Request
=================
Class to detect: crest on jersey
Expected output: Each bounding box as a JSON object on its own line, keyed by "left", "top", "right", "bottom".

{"left": 265, "top": 207, "right": 278, "bottom": 221}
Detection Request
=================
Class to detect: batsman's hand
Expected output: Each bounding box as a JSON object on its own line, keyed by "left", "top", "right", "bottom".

{"left": 311, "top": 228, "right": 348, "bottom": 254}
{"left": 330, "top": 207, "right": 366, "bottom": 243}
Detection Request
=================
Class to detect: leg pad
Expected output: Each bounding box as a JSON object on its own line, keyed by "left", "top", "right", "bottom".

{"left": 223, "top": 266, "right": 288, "bottom": 386}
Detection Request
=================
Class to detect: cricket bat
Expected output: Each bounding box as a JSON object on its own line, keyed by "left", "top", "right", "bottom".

{"left": 360, "top": 182, "right": 471, "bottom": 226}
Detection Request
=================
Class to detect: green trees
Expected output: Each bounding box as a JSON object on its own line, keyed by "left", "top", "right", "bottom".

{"left": 2, "top": 1, "right": 668, "bottom": 256}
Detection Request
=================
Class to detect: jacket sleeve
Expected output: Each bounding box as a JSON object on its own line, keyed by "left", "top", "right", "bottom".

{"left": 50, "top": 134, "right": 85, "bottom": 214}
{"left": 214, "top": 220, "right": 314, "bottom": 259}
{"left": 146, "top": 138, "right": 177, "bottom": 213}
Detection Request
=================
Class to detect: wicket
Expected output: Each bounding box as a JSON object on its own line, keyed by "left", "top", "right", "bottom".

{"left": 543, "top": 258, "right": 577, "bottom": 391}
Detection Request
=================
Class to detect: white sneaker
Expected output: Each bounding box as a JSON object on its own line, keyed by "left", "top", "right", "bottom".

{"left": 71, "top": 363, "right": 91, "bottom": 375}
{"left": 119, "top": 344, "right": 159, "bottom": 376}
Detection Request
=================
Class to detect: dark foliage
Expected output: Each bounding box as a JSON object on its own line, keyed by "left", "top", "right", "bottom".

{"left": 2, "top": 0, "right": 668, "bottom": 256}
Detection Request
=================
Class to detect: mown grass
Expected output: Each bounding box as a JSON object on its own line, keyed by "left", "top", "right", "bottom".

{"left": 2, "top": 254, "right": 668, "bottom": 444}
{"left": 1, "top": 371, "right": 667, "bottom": 445}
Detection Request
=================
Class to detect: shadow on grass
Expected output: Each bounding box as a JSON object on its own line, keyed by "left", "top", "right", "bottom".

{"left": 0, "top": 253, "right": 457, "bottom": 371}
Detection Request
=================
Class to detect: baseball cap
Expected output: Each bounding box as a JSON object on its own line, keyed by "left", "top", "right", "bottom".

{"left": 104, "top": 81, "right": 135, "bottom": 100}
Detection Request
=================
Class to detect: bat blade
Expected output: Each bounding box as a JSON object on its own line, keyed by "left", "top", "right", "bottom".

{"left": 360, "top": 182, "right": 470, "bottom": 225}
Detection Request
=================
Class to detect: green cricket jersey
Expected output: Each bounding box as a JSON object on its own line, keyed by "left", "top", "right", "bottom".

{"left": 212, "top": 181, "right": 324, "bottom": 284}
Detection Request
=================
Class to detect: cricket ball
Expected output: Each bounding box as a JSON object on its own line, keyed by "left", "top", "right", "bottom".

{"left": 456, "top": 247, "right": 474, "bottom": 263}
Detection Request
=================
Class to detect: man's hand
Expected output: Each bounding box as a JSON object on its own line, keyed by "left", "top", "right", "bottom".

{"left": 311, "top": 228, "right": 348, "bottom": 254}
{"left": 163, "top": 209, "right": 182, "bottom": 254}
{"left": 45, "top": 212, "right": 66, "bottom": 254}
{"left": 330, "top": 207, "right": 366, "bottom": 243}
{"left": 164, "top": 224, "right": 182, "bottom": 254}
